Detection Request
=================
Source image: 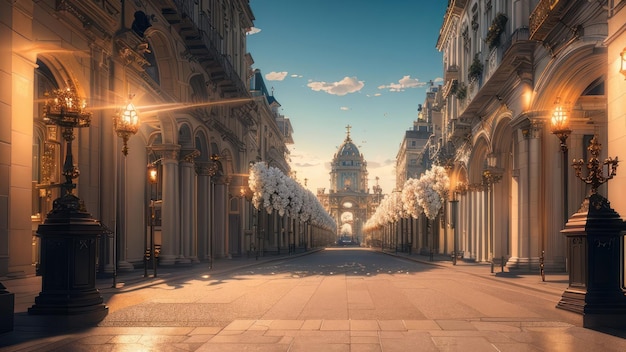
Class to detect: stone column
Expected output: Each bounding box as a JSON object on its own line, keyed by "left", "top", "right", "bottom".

{"left": 211, "top": 182, "right": 227, "bottom": 258}
{"left": 195, "top": 162, "right": 211, "bottom": 261}
{"left": 115, "top": 155, "right": 133, "bottom": 271}
{"left": 154, "top": 146, "right": 180, "bottom": 265}
{"left": 209, "top": 180, "right": 216, "bottom": 262}
{"left": 467, "top": 190, "right": 477, "bottom": 260}
{"left": 178, "top": 151, "right": 198, "bottom": 264}
{"left": 223, "top": 177, "right": 231, "bottom": 258}
{"left": 510, "top": 123, "right": 542, "bottom": 269}
{"left": 528, "top": 122, "right": 542, "bottom": 269}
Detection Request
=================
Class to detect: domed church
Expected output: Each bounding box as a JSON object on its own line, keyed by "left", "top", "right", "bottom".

{"left": 317, "top": 125, "right": 382, "bottom": 244}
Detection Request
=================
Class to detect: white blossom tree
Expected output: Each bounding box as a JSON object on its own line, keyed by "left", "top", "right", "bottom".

{"left": 415, "top": 165, "right": 450, "bottom": 220}
{"left": 248, "top": 162, "right": 336, "bottom": 231}
{"left": 364, "top": 165, "right": 450, "bottom": 231}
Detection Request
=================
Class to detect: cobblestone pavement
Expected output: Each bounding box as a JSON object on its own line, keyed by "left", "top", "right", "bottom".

{"left": 1, "top": 248, "right": 625, "bottom": 352}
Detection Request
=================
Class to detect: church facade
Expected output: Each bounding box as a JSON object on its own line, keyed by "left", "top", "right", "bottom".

{"left": 317, "top": 127, "right": 381, "bottom": 244}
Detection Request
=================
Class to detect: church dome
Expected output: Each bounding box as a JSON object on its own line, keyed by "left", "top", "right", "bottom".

{"left": 335, "top": 125, "right": 361, "bottom": 159}
{"left": 337, "top": 138, "right": 360, "bottom": 158}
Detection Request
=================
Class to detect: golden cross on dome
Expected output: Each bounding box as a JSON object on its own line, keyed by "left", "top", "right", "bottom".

{"left": 346, "top": 124, "right": 352, "bottom": 139}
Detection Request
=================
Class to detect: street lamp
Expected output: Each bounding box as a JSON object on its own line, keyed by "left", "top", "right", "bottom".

{"left": 208, "top": 154, "right": 220, "bottom": 268}
{"left": 42, "top": 82, "right": 91, "bottom": 193}
{"left": 146, "top": 162, "right": 159, "bottom": 278}
{"left": 572, "top": 135, "right": 619, "bottom": 194}
{"left": 111, "top": 95, "right": 140, "bottom": 287}
{"left": 449, "top": 190, "right": 459, "bottom": 266}
{"left": 550, "top": 98, "right": 571, "bottom": 225}
{"left": 113, "top": 95, "right": 140, "bottom": 156}
{"left": 29, "top": 81, "right": 108, "bottom": 321}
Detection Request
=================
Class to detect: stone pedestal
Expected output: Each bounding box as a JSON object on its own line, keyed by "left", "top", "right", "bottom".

{"left": 557, "top": 193, "right": 626, "bottom": 330}
{"left": 28, "top": 193, "right": 108, "bottom": 325}
{"left": 0, "top": 282, "right": 14, "bottom": 333}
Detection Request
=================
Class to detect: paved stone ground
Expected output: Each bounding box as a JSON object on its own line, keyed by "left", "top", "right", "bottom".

{"left": 1, "top": 248, "right": 626, "bottom": 352}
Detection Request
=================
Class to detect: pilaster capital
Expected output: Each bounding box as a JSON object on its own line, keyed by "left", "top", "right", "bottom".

{"left": 521, "top": 120, "right": 543, "bottom": 140}
{"left": 148, "top": 144, "right": 180, "bottom": 162}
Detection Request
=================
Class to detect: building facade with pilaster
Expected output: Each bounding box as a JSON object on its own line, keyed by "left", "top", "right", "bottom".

{"left": 435, "top": 0, "right": 610, "bottom": 271}
{"left": 0, "top": 0, "right": 299, "bottom": 278}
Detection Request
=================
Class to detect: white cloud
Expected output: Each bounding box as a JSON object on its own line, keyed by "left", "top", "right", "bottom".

{"left": 340, "top": 106, "right": 349, "bottom": 111}
{"left": 378, "top": 75, "right": 426, "bottom": 92}
{"left": 265, "top": 71, "right": 288, "bottom": 81}
{"left": 246, "top": 27, "right": 261, "bottom": 35}
{"left": 307, "top": 76, "right": 364, "bottom": 96}
{"left": 290, "top": 74, "right": 303, "bottom": 78}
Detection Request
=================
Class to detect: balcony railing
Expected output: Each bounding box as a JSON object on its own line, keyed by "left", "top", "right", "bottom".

{"left": 168, "top": 0, "right": 247, "bottom": 96}
{"left": 483, "top": 25, "right": 531, "bottom": 87}
{"left": 447, "top": 119, "right": 471, "bottom": 141}
{"left": 529, "top": 0, "right": 565, "bottom": 41}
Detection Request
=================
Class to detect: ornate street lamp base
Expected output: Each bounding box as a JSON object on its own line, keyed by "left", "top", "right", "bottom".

{"left": 28, "top": 192, "right": 109, "bottom": 325}
{"left": 556, "top": 194, "right": 626, "bottom": 330}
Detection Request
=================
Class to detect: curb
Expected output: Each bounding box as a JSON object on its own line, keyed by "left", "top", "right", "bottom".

{"left": 377, "top": 249, "right": 568, "bottom": 297}
{"left": 97, "top": 248, "right": 324, "bottom": 294}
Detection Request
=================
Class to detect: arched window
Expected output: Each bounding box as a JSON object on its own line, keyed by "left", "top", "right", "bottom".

{"left": 144, "top": 48, "right": 160, "bottom": 84}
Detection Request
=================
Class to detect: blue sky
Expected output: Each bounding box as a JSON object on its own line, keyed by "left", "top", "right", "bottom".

{"left": 247, "top": 1, "right": 448, "bottom": 194}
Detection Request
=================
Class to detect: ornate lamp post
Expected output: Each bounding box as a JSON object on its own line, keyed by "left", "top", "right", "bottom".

{"left": 43, "top": 83, "right": 91, "bottom": 194}
{"left": 113, "top": 95, "right": 139, "bottom": 156}
{"left": 111, "top": 96, "right": 139, "bottom": 287}
{"left": 28, "top": 81, "right": 108, "bottom": 323}
{"left": 146, "top": 163, "right": 159, "bottom": 278}
{"left": 208, "top": 154, "right": 220, "bottom": 268}
{"left": 550, "top": 99, "right": 571, "bottom": 225}
{"left": 572, "top": 135, "right": 619, "bottom": 193}
{"left": 449, "top": 189, "right": 459, "bottom": 266}
{"left": 557, "top": 135, "right": 626, "bottom": 330}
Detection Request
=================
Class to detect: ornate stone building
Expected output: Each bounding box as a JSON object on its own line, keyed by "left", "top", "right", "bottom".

{"left": 0, "top": 0, "right": 306, "bottom": 279}
{"left": 317, "top": 127, "right": 381, "bottom": 244}
{"left": 433, "top": 0, "right": 611, "bottom": 270}
{"left": 395, "top": 83, "right": 441, "bottom": 190}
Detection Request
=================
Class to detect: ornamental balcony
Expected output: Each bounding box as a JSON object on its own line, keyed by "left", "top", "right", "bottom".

{"left": 458, "top": 27, "right": 533, "bottom": 122}
{"left": 447, "top": 118, "right": 471, "bottom": 141}
{"left": 161, "top": 0, "right": 248, "bottom": 97}
{"left": 529, "top": 0, "right": 569, "bottom": 41}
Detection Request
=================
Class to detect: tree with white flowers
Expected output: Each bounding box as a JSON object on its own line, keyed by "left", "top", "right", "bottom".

{"left": 401, "top": 178, "right": 424, "bottom": 219}
{"left": 364, "top": 165, "right": 450, "bottom": 230}
{"left": 248, "top": 162, "right": 335, "bottom": 231}
{"left": 415, "top": 165, "right": 450, "bottom": 220}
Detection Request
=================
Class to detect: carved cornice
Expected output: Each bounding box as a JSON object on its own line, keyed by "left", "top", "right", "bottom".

{"left": 148, "top": 144, "right": 180, "bottom": 161}
{"left": 56, "top": 0, "right": 120, "bottom": 40}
